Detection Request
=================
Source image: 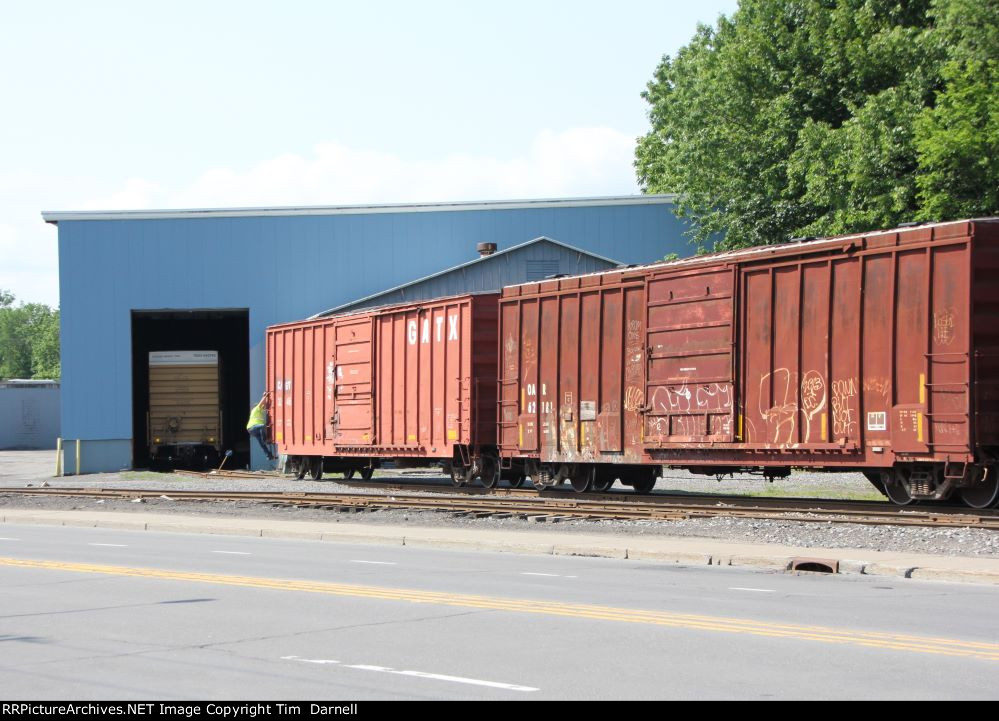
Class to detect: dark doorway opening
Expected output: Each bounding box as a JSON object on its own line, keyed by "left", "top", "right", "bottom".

{"left": 131, "top": 310, "right": 250, "bottom": 469}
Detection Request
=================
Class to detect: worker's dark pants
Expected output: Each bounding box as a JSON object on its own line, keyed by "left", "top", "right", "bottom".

{"left": 248, "top": 425, "right": 274, "bottom": 460}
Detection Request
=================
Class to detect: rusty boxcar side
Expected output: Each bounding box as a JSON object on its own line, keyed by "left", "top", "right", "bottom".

{"left": 499, "top": 219, "right": 999, "bottom": 505}
{"left": 266, "top": 293, "right": 499, "bottom": 482}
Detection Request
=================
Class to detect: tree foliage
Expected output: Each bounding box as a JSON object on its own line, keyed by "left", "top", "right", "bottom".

{"left": 0, "top": 290, "right": 60, "bottom": 380}
{"left": 636, "top": 0, "right": 999, "bottom": 250}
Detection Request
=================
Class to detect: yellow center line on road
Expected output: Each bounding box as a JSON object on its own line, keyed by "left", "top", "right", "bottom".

{"left": 3, "top": 556, "right": 998, "bottom": 662}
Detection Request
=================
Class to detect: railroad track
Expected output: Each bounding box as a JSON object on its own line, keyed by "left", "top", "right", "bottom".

{"left": 3, "top": 486, "right": 999, "bottom": 530}
{"left": 170, "top": 470, "right": 999, "bottom": 518}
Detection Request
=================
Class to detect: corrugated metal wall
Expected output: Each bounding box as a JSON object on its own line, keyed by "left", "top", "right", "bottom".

{"left": 57, "top": 199, "right": 689, "bottom": 471}
{"left": 0, "top": 383, "right": 60, "bottom": 450}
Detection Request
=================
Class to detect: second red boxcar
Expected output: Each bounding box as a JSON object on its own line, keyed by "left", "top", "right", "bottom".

{"left": 498, "top": 219, "right": 999, "bottom": 507}
{"left": 267, "top": 292, "right": 499, "bottom": 484}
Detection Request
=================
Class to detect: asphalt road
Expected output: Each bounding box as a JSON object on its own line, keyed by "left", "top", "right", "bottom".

{"left": 1, "top": 525, "right": 998, "bottom": 700}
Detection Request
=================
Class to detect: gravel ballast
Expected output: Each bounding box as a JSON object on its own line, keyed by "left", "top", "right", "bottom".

{"left": 3, "top": 480, "right": 999, "bottom": 560}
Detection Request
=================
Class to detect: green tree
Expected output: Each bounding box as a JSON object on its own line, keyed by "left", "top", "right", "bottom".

{"left": 637, "top": 0, "right": 996, "bottom": 250}
{"left": 29, "top": 307, "right": 61, "bottom": 380}
{"left": 914, "top": 0, "right": 999, "bottom": 219}
{"left": 0, "top": 290, "right": 60, "bottom": 380}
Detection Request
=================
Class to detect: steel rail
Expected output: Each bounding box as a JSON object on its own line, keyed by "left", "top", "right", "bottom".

{"left": 172, "top": 471, "right": 997, "bottom": 519}
{"left": 2, "top": 487, "right": 998, "bottom": 530}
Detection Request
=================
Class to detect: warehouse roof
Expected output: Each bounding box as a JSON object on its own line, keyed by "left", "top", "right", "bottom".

{"left": 311, "top": 236, "right": 620, "bottom": 318}
{"left": 41, "top": 194, "right": 677, "bottom": 224}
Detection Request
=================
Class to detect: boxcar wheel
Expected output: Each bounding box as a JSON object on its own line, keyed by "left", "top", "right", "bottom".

{"left": 308, "top": 457, "right": 323, "bottom": 481}
{"left": 570, "top": 466, "right": 592, "bottom": 493}
{"left": 630, "top": 475, "right": 656, "bottom": 494}
{"left": 958, "top": 468, "right": 999, "bottom": 509}
{"left": 343, "top": 469, "right": 356, "bottom": 480}
{"left": 884, "top": 469, "right": 916, "bottom": 506}
{"left": 591, "top": 473, "right": 614, "bottom": 493}
{"left": 360, "top": 467, "right": 374, "bottom": 481}
{"left": 508, "top": 474, "right": 526, "bottom": 489}
{"left": 480, "top": 456, "right": 500, "bottom": 489}
{"left": 293, "top": 457, "right": 307, "bottom": 480}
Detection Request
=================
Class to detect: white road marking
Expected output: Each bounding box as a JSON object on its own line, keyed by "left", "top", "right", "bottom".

{"left": 211, "top": 551, "right": 251, "bottom": 555}
{"left": 0, "top": 538, "right": 20, "bottom": 541}
{"left": 281, "top": 655, "right": 340, "bottom": 664}
{"left": 730, "top": 587, "right": 776, "bottom": 593}
{"left": 344, "top": 664, "right": 539, "bottom": 692}
{"left": 522, "top": 572, "right": 577, "bottom": 578}
{"left": 283, "top": 656, "right": 537, "bottom": 692}
{"left": 88, "top": 543, "right": 127, "bottom": 547}
{"left": 349, "top": 560, "right": 396, "bottom": 565}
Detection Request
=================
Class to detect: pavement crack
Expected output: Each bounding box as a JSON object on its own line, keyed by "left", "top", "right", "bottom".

{"left": 4, "top": 608, "right": 492, "bottom": 672}
{"left": 192, "top": 608, "right": 492, "bottom": 653}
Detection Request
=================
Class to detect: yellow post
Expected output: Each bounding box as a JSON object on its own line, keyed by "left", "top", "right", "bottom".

{"left": 75, "top": 439, "right": 81, "bottom": 476}
{"left": 55, "top": 438, "right": 63, "bottom": 477}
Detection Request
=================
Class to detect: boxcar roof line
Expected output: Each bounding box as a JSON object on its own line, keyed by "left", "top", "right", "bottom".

{"left": 502, "top": 218, "right": 999, "bottom": 292}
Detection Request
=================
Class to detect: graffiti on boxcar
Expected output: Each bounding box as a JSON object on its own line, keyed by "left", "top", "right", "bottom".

{"left": 695, "top": 383, "right": 733, "bottom": 412}
{"left": 643, "top": 382, "right": 733, "bottom": 438}
{"left": 831, "top": 378, "right": 858, "bottom": 437}
{"left": 650, "top": 384, "right": 694, "bottom": 437}
{"left": 800, "top": 370, "right": 827, "bottom": 442}
{"left": 934, "top": 307, "right": 955, "bottom": 346}
{"left": 522, "top": 337, "right": 537, "bottom": 367}
{"left": 934, "top": 421, "right": 963, "bottom": 437}
{"left": 758, "top": 369, "right": 797, "bottom": 444}
{"left": 625, "top": 346, "right": 644, "bottom": 383}
{"left": 504, "top": 334, "right": 518, "bottom": 376}
{"left": 627, "top": 319, "right": 641, "bottom": 343}
{"left": 863, "top": 376, "right": 891, "bottom": 405}
{"left": 326, "top": 362, "right": 335, "bottom": 401}
{"left": 654, "top": 383, "right": 692, "bottom": 413}
{"left": 624, "top": 386, "right": 645, "bottom": 413}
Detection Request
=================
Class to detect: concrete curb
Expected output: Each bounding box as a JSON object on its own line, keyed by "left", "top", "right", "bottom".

{"left": 3, "top": 511, "right": 999, "bottom": 586}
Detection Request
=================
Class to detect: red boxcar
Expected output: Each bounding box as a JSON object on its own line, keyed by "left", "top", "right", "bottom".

{"left": 266, "top": 293, "right": 499, "bottom": 483}
{"left": 498, "top": 219, "right": 999, "bottom": 506}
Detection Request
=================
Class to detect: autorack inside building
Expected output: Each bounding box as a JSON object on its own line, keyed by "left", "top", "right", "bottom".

{"left": 43, "top": 195, "right": 688, "bottom": 472}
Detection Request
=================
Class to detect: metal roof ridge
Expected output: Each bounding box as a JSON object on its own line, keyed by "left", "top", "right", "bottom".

{"left": 41, "top": 194, "right": 677, "bottom": 224}
{"left": 309, "top": 236, "right": 622, "bottom": 318}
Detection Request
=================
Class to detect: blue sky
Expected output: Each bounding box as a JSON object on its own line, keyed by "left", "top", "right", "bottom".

{"left": 1, "top": 0, "right": 737, "bottom": 306}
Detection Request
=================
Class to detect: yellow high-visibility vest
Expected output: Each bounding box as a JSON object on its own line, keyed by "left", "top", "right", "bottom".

{"left": 246, "top": 402, "right": 266, "bottom": 430}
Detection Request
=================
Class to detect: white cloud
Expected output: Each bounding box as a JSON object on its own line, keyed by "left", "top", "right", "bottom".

{"left": 4, "top": 127, "right": 641, "bottom": 306}
{"left": 80, "top": 178, "right": 162, "bottom": 211}
{"left": 0, "top": 222, "right": 59, "bottom": 306}
{"left": 104, "top": 126, "right": 639, "bottom": 209}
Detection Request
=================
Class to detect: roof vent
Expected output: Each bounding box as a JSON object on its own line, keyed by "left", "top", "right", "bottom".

{"left": 477, "top": 242, "right": 497, "bottom": 257}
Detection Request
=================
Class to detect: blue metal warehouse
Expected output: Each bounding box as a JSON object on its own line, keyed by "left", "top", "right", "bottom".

{"left": 42, "top": 195, "right": 686, "bottom": 472}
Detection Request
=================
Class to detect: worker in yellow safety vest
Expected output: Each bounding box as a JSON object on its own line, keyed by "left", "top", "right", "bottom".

{"left": 246, "top": 393, "right": 275, "bottom": 461}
